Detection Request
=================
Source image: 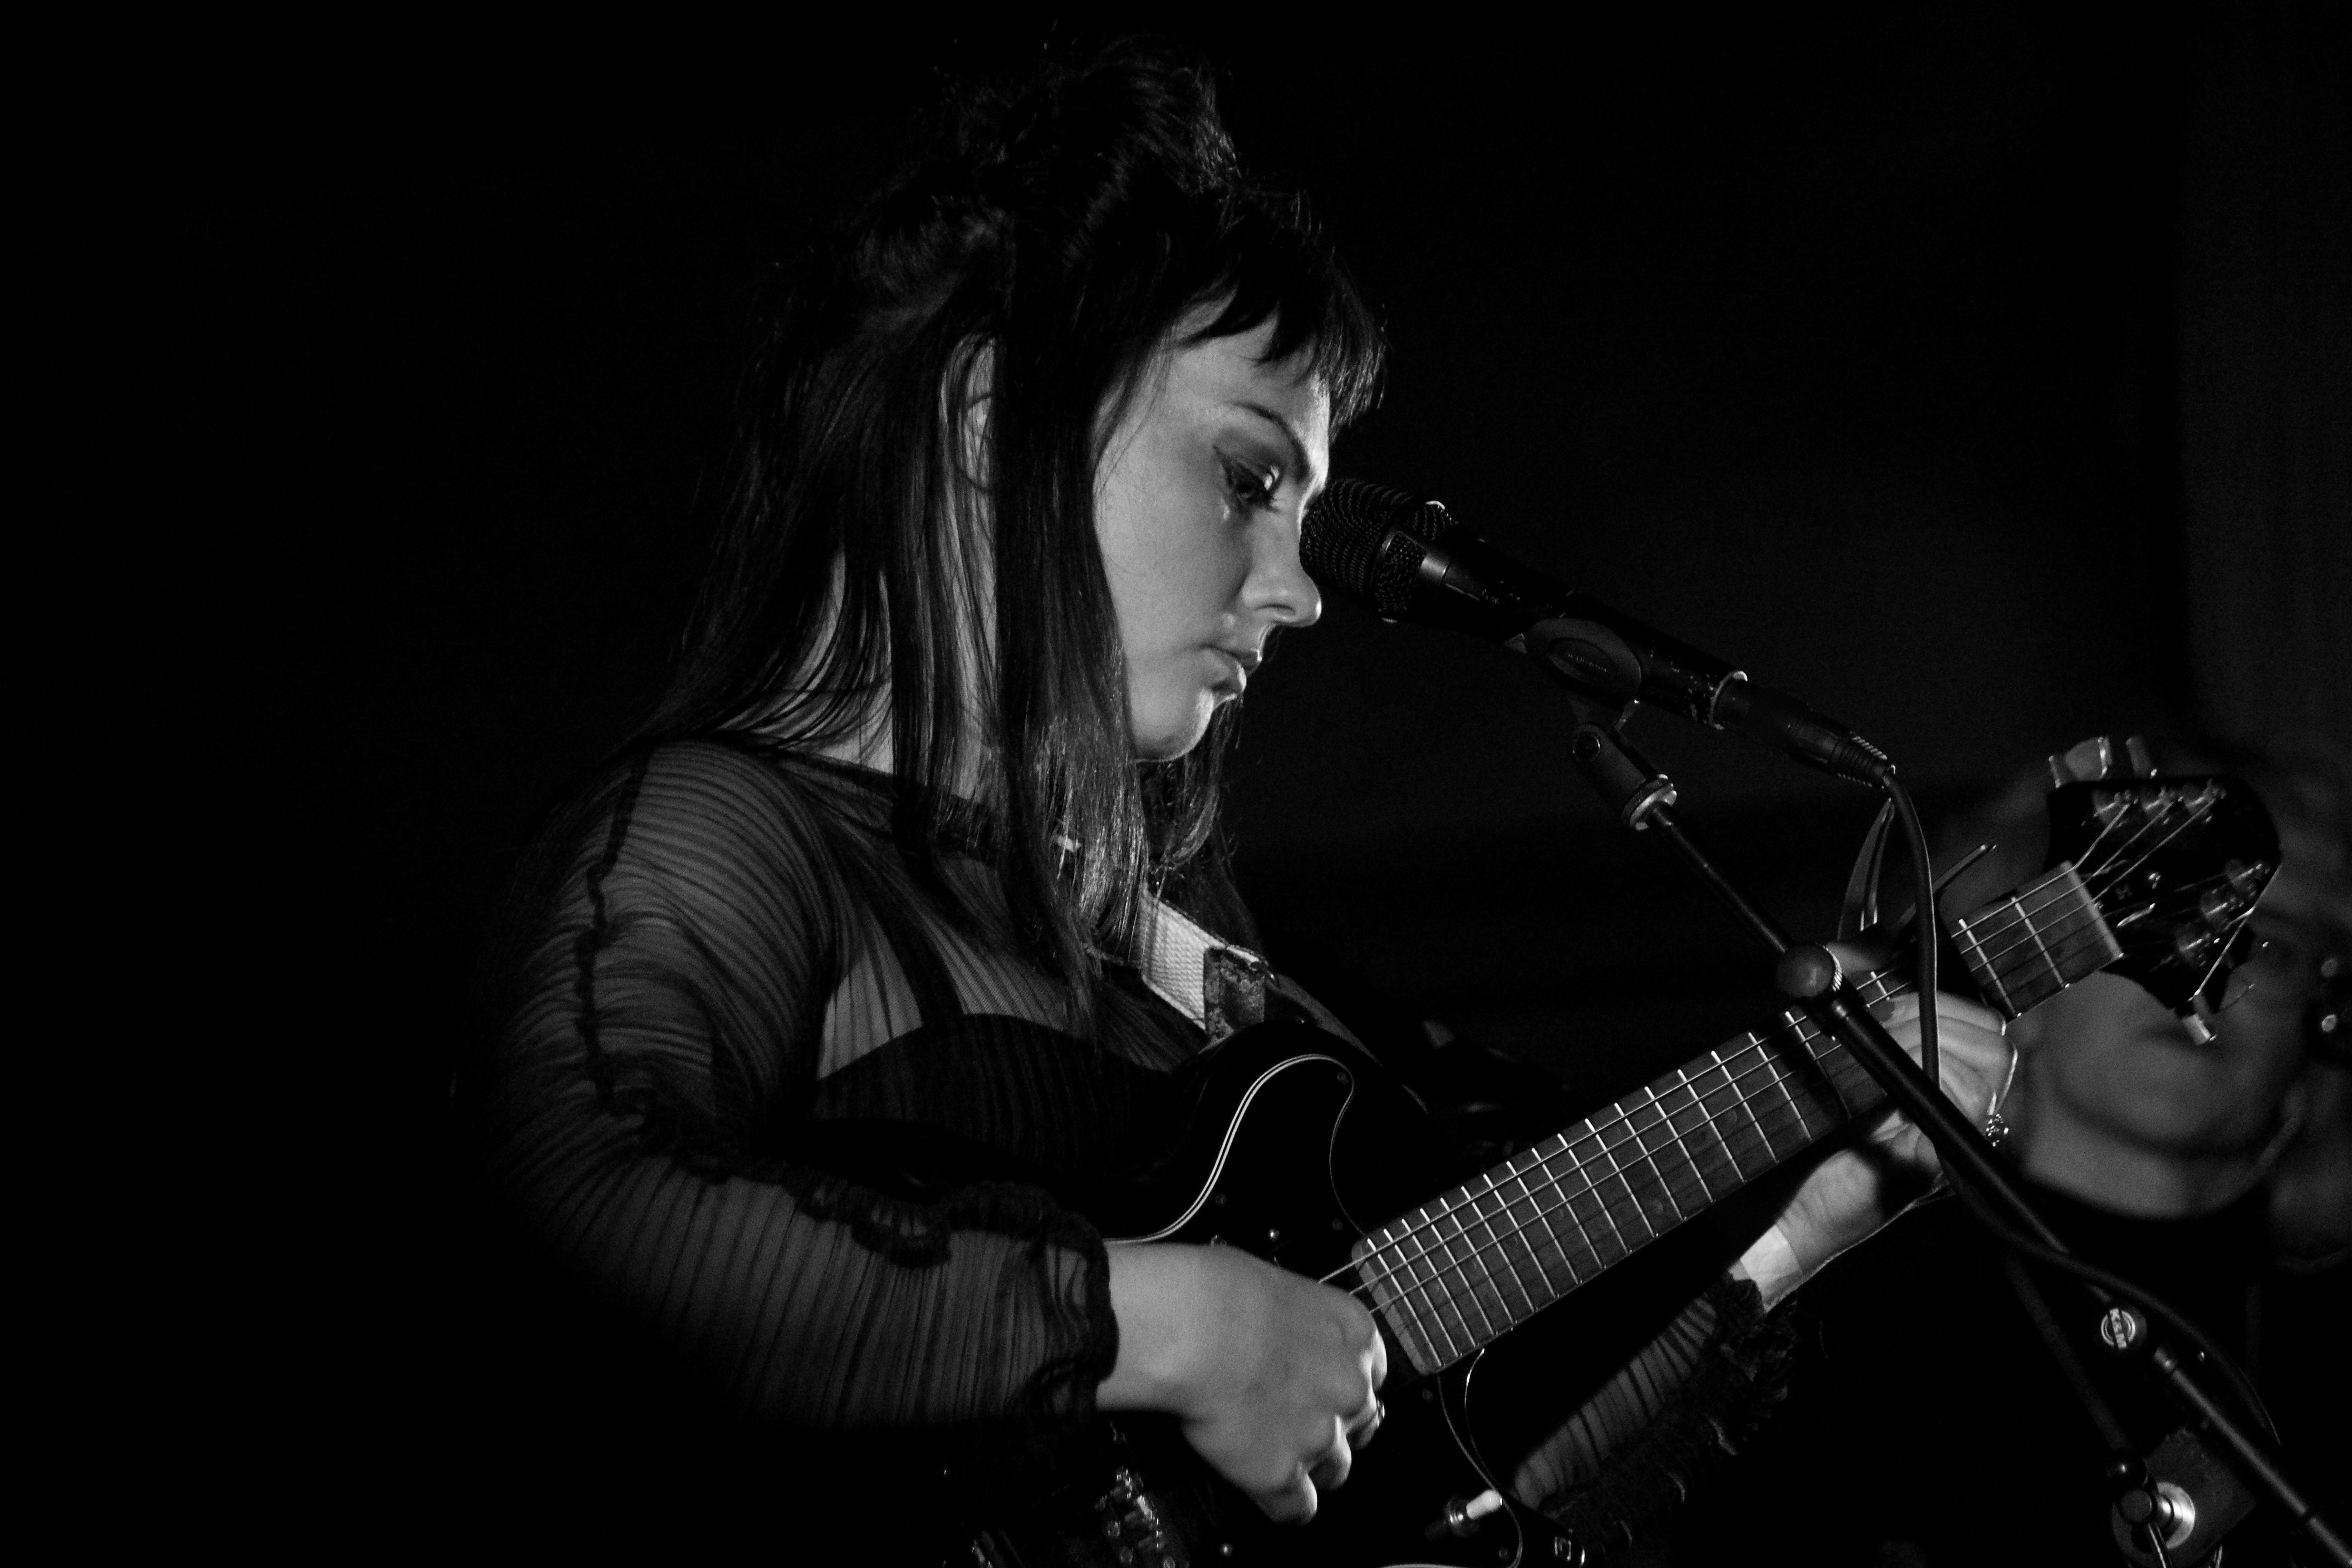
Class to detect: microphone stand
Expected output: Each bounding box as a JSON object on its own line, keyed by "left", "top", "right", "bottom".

{"left": 1563, "top": 716, "right": 2350, "bottom": 1568}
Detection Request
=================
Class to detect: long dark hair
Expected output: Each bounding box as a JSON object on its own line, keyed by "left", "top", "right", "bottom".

{"left": 646, "top": 40, "right": 1384, "bottom": 1014}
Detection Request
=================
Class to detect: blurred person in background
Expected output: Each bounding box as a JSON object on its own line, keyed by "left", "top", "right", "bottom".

{"left": 1675, "top": 738, "right": 2348, "bottom": 1567}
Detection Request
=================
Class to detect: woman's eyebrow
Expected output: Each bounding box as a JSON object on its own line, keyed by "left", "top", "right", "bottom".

{"left": 1230, "top": 401, "right": 1324, "bottom": 495}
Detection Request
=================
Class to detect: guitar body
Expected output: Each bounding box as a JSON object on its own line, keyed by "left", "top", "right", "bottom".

{"left": 970, "top": 1022, "right": 1574, "bottom": 1568}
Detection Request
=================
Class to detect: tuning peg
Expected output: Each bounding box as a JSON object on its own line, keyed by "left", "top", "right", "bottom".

{"left": 2124, "top": 735, "right": 2158, "bottom": 777}
{"left": 2199, "top": 887, "right": 2248, "bottom": 930}
{"left": 2174, "top": 926, "right": 2219, "bottom": 966}
{"left": 2049, "top": 736, "right": 2117, "bottom": 788}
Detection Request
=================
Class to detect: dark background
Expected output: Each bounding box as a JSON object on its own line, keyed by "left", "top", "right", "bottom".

{"left": 153, "top": 3, "right": 2345, "bottom": 1537}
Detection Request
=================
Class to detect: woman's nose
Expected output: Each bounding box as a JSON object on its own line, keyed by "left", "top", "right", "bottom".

{"left": 1250, "top": 523, "right": 1323, "bottom": 629}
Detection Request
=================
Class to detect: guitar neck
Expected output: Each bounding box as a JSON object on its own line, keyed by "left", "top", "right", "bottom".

{"left": 1354, "top": 861, "right": 2108, "bottom": 1375}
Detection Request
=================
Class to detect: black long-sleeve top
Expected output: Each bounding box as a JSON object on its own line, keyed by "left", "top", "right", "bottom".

{"left": 462, "top": 736, "right": 1796, "bottom": 1555}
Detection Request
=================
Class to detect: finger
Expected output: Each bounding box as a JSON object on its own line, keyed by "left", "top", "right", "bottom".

{"left": 1875, "top": 994, "right": 2012, "bottom": 1098}
{"left": 1256, "top": 1467, "right": 1318, "bottom": 1525}
{"left": 1873, "top": 991, "right": 2005, "bottom": 1036}
{"left": 1348, "top": 1395, "right": 1387, "bottom": 1451}
{"left": 1929, "top": 991, "right": 2006, "bottom": 1035}
{"left": 1309, "top": 1420, "right": 1355, "bottom": 1494}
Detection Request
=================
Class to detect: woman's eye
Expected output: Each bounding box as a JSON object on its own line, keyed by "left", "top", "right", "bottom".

{"left": 1220, "top": 455, "right": 1280, "bottom": 512}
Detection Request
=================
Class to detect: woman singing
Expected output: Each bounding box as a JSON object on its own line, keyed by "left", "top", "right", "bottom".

{"left": 461, "top": 38, "right": 2009, "bottom": 1560}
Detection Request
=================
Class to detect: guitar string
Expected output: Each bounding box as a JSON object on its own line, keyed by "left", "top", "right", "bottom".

{"left": 1344, "top": 912, "right": 2127, "bottom": 1344}
{"left": 1342, "top": 828, "right": 2191, "bottom": 1351}
{"left": 1346, "top": 906, "right": 2124, "bottom": 1328}
{"left": 1966, "top": 858, "right": 2239, "bottom": 994}
{"left": 2063, "top": 797, "right": 2142, "bottom": 890}
{"left": 1960, "top": 801, "right": 2229, "bottom": 964}
{"left": 1386, "top": 808, "right": 2232, "bottom": 1351}
{"left": 1339, "top": 1037, "right": 1830, "bottom": 1343}
{"left": 2079, "top": 796, "right": 2218, "bottom": 901}
{"left": 1340, "top": 955, "right": 1933, "bottom": 1318}
{"left": 1342, "top": 1016, "right": 1875, "bottom": 1342}
{"left": 1947, "top": 857, "right": 2233, "bottom": 985}
{"left": 1900, "top": 872, "right": 2102, "bottom": 984}
{"left": 2065, "top": 784, "right": 2215, "bottom": 895}
{"left": 1345, "top": 1044, "right": 1852, "bottom": 1360}
{"left": 1340, "top": 1000, "right": 1869, "bottom": 1313}
{"left": 1951, "top": 889, "right": 2118, "bottom": 999}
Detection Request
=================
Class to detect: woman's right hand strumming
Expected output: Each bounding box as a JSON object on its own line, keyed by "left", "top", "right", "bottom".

{"left": 1099, "top": 1243, "right": 1389, "bottom": 1524}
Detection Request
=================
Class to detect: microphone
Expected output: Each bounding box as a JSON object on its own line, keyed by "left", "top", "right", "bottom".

{"left": 1301, "top": 479, "right": 1892, "bottom": 784}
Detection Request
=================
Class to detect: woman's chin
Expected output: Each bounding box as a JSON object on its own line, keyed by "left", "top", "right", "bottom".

{"left": 1129, "top": 692, "right": 1222, "bottom": 760}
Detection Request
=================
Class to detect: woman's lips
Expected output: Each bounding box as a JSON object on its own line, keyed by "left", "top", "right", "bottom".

{"left": 1210, "top": 646, "right": 1260, "bottom": 693}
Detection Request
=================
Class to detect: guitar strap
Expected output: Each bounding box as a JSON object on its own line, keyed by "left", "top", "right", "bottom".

{"left": 1136, "top": 896, "right": 1364, "bottom": 1050}
{"left": 1137, "top": 895, "right": 1269, "bottom": 1044}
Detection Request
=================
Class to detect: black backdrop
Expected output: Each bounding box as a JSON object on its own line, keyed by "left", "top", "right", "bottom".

{"left": 153, "top": 5, "right": 2346, "bottom": 1539}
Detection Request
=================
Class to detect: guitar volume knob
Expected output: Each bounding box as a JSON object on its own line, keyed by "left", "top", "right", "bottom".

{"left": 1444, "top": 1489, "right": 1506, "bottom": 1536}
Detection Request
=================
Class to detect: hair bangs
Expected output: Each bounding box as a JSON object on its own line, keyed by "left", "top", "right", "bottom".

{"left": 1185, "top": 196, "right": 1386, "bottom": 429}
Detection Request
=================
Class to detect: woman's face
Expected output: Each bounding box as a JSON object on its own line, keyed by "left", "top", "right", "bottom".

{"left": 1093, "top": 317, "right": 1329, "bottom": 759}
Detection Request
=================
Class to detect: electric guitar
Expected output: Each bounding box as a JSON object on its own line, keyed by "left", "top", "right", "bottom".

{"left": 957, "top": 760, "right": 2279, "bottom": 1568}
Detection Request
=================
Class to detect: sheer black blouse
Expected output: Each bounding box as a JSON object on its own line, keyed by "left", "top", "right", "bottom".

{"left": 467, "top": 740, "right": 1212, "bottom": 1441}
{"left": 463, "top": 737, "right": 1794, "bottom": 1545}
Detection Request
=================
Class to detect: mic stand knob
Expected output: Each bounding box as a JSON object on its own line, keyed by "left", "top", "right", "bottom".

{"left": 2105, "top": 1430, "right": 2255, "bottom": 1565}
{"left": 1567, "top": 720, "right": 1677, "bottom": 830}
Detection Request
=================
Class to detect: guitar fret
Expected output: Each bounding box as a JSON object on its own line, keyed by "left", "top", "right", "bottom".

{"left": 1796, "top": 1011, "right": 1881, "bottom": 1115}
{"left": 1352, "top": 1232, "right": 1439, "bottom": 1372}
{"left": 1431, "top": 1203, "right": 1505, "bottom": 1343}
{"left": 1756, "top": 1036, "right": 1816, "bottom": 1152}
{"left": 1953, "top": 915, "right": 2010, "bottom": 1013}
{"left": 1952, "top": 863, "right": 2117, "bottom": 1020}
{"left": 1353, "top": 839, "right": 2172, "bottom": 1376}
{"left": 1655, "top": 1073, "right": 1730, "bottom": 1200}
{"left": 1709, "top": 1057, "right": 1767, "bottom": 1174}
{"left": 1384, "top": 1252, "right": 1450, "bottom": 1372}
{"left": 1505, "top": 1152, "right": 1580, "bottom": 1298}
{"left": 1410, "top": 1225, "right": 1470, "bottom": 1364}
{"left": 1646, "top": 1081, "right": 1721, "bottom": 1213}
{"left": 1631, "top": 1092, "right": 1690, "bottom": 1226}
{"left": 1465, "top": 1181, "right": 1541, "bottom": 1322}
{"left": 1626, "top": 1088, "right": 1694, "bottom": 1227}
{"left": 1748, "top": 1047, "right": 1813, "bottom": 1158}
{"left": 2019, "top": 906, "right": 2062, "bottom": 993}
{"left": 1510, "top": 1156, "right": 1584, "bottom": 1293}
{"left": 1698, "top": 1053, "right": 1769, "bottom": 1177}
{"left": 1377, "top": 1237, "right": 1446, "bottom": 1370}
{"left": 1589, "top": 1108, "right": 1659, "bottom": 1251}
{"left": 1448, "top": 1188, "right": 1517, "bottom": 1335}
{"left": 1499, "top": 1165, "right": 1558, "bottom": 1298}
{"left": 1395, "top": 1208, "right": 1470, "bottom": 1365}
{"left": 1560, "top": 1127, "right": 1632, "bottom": 1267}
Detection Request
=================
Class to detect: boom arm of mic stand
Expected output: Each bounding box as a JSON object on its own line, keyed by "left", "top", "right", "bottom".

{"left": 1563, "top": 719, "right": 2351, "bottom": 1568}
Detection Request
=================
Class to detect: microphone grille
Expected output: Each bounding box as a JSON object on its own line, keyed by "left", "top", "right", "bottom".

{"left": 1303, "top": 479, "right": 1455, "bottom": 618}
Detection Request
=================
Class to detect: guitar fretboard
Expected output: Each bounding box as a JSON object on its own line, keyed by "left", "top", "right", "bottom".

{"left": 1352, "top": 862, "right": 2104, "bottom": 1375}
{"left": 1951, "top": 863, "right": 2120, "bottom": 1015}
